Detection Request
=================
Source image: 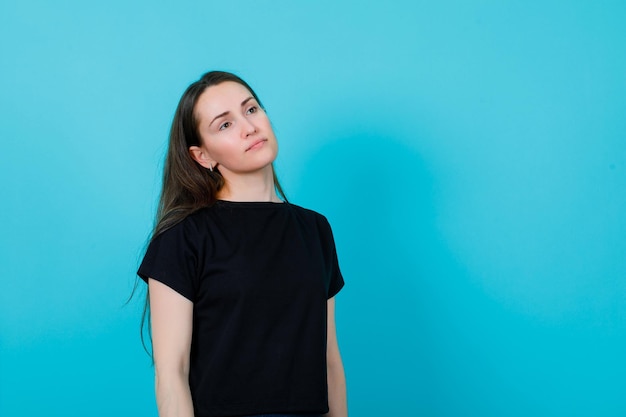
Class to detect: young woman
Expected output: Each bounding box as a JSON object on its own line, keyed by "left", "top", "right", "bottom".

{"left": 137, "top": 71, "right": 347, "bottom": 417}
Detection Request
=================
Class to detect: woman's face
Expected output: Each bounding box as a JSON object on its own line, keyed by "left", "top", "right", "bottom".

{"left": 190, "top": 81, "right": 278, "bottom": 178}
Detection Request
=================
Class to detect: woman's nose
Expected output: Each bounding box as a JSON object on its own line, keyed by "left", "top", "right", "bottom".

{"left": 241, "top": 117, "right": 257, "bottom": 137}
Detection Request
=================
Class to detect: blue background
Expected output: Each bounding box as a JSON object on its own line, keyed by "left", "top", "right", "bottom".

{"left": 1, "top": 1, "right": 625, "bottom": 416}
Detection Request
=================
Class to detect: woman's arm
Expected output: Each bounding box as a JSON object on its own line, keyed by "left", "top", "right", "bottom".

{"left": 149, "top": 278, "right": 195, "bottom": 417}
{"left": 325, "top": 297, "right": 347, "bottom": 417}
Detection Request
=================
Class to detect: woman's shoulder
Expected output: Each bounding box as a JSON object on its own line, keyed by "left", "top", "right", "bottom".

{"left": 285, "top": 201, "right": 321, "bottom": 216}
{"left": 286, "top": 202, "right": 333, "bottom": 229}
{"left": 151, "top": 206, "right": 214, "bottom": 240}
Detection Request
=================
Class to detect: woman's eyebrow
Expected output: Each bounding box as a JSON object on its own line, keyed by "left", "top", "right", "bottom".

{"left": 241, "top": 96, "right": 255, "bottom": 106}
{"left": 209, "top": 97, "right": 256, "bottom": 127}
{"left": 210, "top": 111, "right": 229, "bottom": 126}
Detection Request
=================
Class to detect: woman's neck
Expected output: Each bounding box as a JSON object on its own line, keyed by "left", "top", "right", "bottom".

{"left": 217, "top": 167, "right": 281, "bottom": 202}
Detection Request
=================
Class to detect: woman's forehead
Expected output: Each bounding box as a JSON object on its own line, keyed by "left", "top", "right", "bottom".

{"left": 199, "top": 82, "right": 253, "bottom": 107}
{"left": 194, "top": 81, "right": 254, "bottom": 123}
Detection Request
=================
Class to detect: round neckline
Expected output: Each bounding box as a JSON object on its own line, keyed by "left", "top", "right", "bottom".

{"left": 215, "top": 199, "right": 288, "bottom": 208}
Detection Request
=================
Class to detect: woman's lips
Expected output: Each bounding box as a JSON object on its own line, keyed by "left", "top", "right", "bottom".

{"left": 246, "top": 139, "right": 267, "bottom": 151}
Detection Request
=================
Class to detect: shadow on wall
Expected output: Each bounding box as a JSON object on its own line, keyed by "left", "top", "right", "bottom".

{"left": 297, "top": 129, "right": 455, "bottom": 415}
{"left": 294, "top": 124, "right": 626, "bottom": 417}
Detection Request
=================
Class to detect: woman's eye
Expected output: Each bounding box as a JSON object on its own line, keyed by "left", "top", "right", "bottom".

{"left": 219, "top": 121, "right": 231, "bottom": 131}
{"left": 246, "top": 106, "right": 258, "bottom": 115}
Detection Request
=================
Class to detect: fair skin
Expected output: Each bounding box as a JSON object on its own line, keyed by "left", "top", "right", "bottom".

{"left": 149, "top": 279, "right": 194, "bottom": 417}
{"left": 150, "top": 81, "right": 347, "bottom": 417}
{"left": 325, "top": 297, "right": 348, "bottom": 417}
{"left": 188, "top": 81, "right": 281, "bottom": 202}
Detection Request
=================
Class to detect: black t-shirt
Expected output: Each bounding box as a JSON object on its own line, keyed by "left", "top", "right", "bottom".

{"left": 138, "top": 200, "right": 344, "bottom": 417}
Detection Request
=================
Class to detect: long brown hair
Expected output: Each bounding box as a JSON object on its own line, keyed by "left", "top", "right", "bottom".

{"left": 156, "top": 70, "right": 286, "bottom": 237}
{"left": 135, "top": 71, "right": 286, "bottom": 354}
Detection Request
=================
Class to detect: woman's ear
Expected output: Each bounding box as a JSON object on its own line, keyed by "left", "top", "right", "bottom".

{"left": 189, "top": 146, "right": 215, "bottom": 169}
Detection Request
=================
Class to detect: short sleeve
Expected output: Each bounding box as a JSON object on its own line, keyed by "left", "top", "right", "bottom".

{"left": 319, "top": 215, "right": 345, "bottom": 299}
{"left": 137, "top": 219, "right": 199, "bottom": 302}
